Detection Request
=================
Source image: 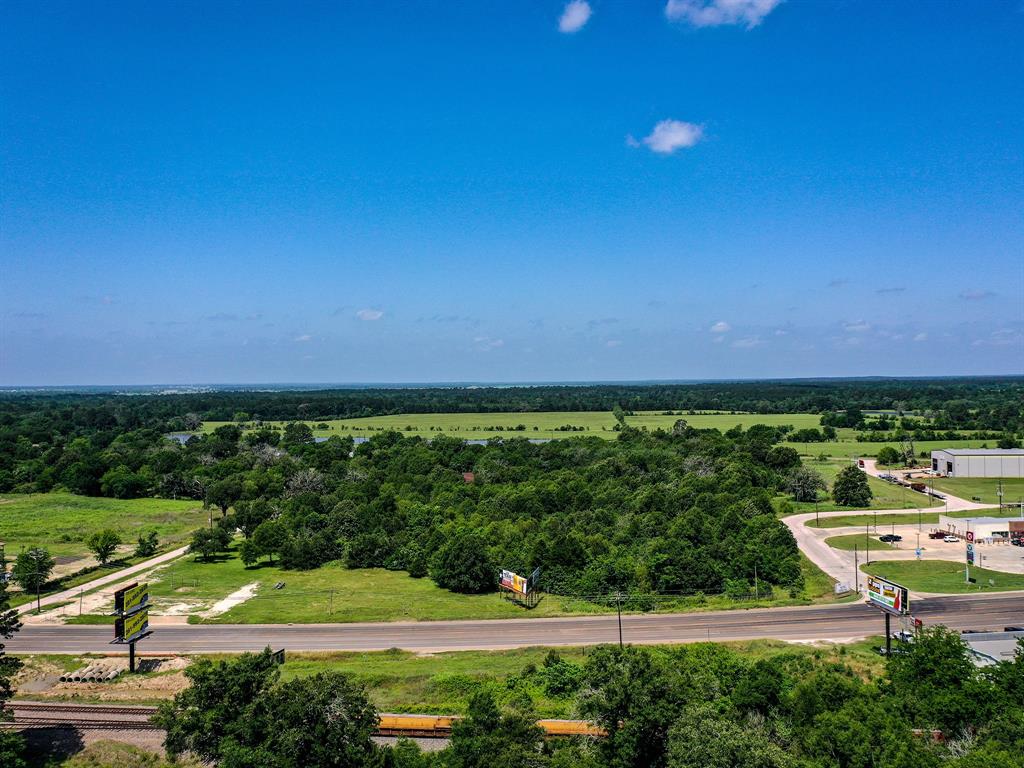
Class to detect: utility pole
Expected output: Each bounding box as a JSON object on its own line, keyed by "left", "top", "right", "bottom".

{"left": 854, "top": 544, "right": 859, "bottom": 593}
{"left": 615, "top": 592, "right": 623, "bottom": 649}
{"left": 865, "top": 523, "right": 871, "bottom": 565}
{"left": 814, "top": 496, "right": 819, "bottom": 528}
{"left": 754, "top": 564, "right": 759, "bottom": 600}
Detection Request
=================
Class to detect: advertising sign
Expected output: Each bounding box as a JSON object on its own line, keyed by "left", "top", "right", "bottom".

{"left": 966, "top": 543, "right": 975, "bottom": 565}
{"left": 966, "top": 531, "right": 975, "bottom": 543}
{"left": 500, "top": 569, "right": 528, "bottom": 595}
{"left": 115, "top": 606, "right": 149, "bottom": 643}
{"left": 115, "top": 582, "right": 149, "bottom": 616}
{"left": 866, "top": 575, "right": 909, "bottom": 615}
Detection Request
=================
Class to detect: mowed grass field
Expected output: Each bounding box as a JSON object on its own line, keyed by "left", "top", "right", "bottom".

{"left": 781, "top": 460, "right": 941, "bottom": 513}
{"left": 807, "top": 507, "right": 1009, "bottom": 529}
{"left": 0, "top": 493, "right": 207, "bottom": 561}
{"left": 927, "top": 477, "right": 1024, "bottom": 506}
{"left": 204, "top": 411, "right": 825, "bottom": 441}
{"left": 860, "top": 560, "right": 1024, "bottom": 594}
{"left": 147, "top": 549, "right": 603, "bottom": 623}
{"left": 825, "top": 533, "right": 909, "bottom": 551}
{"left": 113, "top": 543, "right": 840, "bottom": 625}
{"left": 200, "top": 412, "right": 992, "bottom": 461}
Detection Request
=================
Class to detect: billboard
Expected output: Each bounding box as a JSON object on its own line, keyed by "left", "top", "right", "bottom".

{"left": 866, "top": 575, "right": 909, "bottom": 615}
{"left": 500, "top": 569, "right": 528, "bottom": 595}
{"left": 115, "top": 582, "right": 149, "bottom": 616}
{"left": 114, "top": 606, "right": 149, "bottom": 643}
{"left": 966, "top": 543, "right": 975, "bottom": 565}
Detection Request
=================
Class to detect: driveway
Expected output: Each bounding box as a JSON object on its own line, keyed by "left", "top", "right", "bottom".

{"left": 785, "top": 461, "right": 992, "bottom": 594}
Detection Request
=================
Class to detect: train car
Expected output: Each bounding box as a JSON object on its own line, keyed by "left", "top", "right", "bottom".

{"left": 375, "top": 713, "right": 604, "bottom": 739}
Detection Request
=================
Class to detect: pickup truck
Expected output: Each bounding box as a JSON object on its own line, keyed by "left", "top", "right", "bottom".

{"left": 928, "top": 530, "right": 947, "bottom": 539}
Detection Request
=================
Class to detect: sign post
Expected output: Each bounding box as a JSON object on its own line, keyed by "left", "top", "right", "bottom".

{"left": 111, "top": 582, "right": 152, "bottom": 672}
{"left": 866, "top": 575, "right": 910, "bottom": 656}
{"left": 499, "top": 568, "right": 542, "bottom": 608}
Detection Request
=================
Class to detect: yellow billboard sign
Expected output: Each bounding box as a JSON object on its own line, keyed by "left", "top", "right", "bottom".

{"left": 500, "top": 569, "right": 528, "bottom": 595}
{"left": 120, "top": 582, "right": 149, "bottom": 616}
{"left": 115, "top": 606, "right": 150, "bottom": 642}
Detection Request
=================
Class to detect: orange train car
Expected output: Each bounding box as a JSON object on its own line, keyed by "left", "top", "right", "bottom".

{"left": 375, "top": 713, "right": 604, "bottom": 739}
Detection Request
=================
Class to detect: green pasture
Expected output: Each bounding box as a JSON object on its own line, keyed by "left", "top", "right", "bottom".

{"left": 780, "top": 460, "right": 941, "bottom": 514}
{"left": 83, "top": 542, "right": 841, "bottom": 625}
{"left": 825, "top": 533, "right": 908, "bottom": 552}
{"left": 0, "top": 493, "right": 206, "bottom": 561}
{"left": 785, "top": 438, "right": 997, "bottom": 459}
{"left": 203, "top": 410, "right": 827, "bottom": 441}
{"left": 145, "top": 549, "right": 601, "bottom": 623}
{"left": 926, "top": 477, "right": 1024, "bottom": 506}
{"left": 860, "top": 560, "right": 1024, "bottom": 594}
{"left": 198, "top": 413, "right": 988, "bottom": 462}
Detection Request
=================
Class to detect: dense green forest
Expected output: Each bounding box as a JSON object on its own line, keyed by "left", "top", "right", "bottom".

{"left": 2, "top": 377, "right": 1022, "bottom": 599}
{"left": 0, "top": 418, "right": 805, "bottom": 598}
{"left": 2, "top": 376, "right": 1022, "bottom": 431}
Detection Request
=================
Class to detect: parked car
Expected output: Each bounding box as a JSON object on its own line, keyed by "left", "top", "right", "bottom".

{"left": 858, "top": 459, "right": 865, "bottom": 467}
{"left": 879, "top": 534, "right": 903, "bottom": 543}
{"left": 943, "top": 535, "right": 959, "bottom": 543}
{"left": 928, "top": 531, "right": 947, "bottom": 539}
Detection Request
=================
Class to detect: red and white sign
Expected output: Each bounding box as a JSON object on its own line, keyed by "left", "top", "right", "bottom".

{"left": 966, "top": 531, "right": 975, "bottom": 543}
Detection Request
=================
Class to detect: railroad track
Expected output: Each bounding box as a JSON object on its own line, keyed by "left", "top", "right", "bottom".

{"left": 8, "top": 702, "right": 158, "bottom": 716}
{"left": 3, "top": 703, "right": 603, "bottom": 738}
{"left": 10, "top": 716, "right": 159, "bottom": 731}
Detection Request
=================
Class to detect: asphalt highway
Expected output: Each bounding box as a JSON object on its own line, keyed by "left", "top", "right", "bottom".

{"left": 9, "top": 593, "right": 1023, "bottom": 655}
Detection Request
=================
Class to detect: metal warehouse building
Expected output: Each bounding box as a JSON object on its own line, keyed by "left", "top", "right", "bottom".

{"left": 931, "top": 448, "right": 1024, "bottom": 478}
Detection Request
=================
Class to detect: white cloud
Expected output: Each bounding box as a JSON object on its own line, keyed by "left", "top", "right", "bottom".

{"left": 665, "top": 0, "right": 781, "bottom": 29}
{"left": 558, "top": 1, "right": 592, "bottom": 33}
{"left": 356, "top": 309, "right": 384, "bottom": 321}
{"left": 710, "top": 320, "right": 731, "bottom": 333}
{"left": 294, "top": 334, "right": 312, "bottom": 342}
{"left": 843, "top": 320, "right": 871, "bottom": 333}
{"left": 473, "top": 336, "right": 505, "bottom": 351}
{"left": 634, "top": 119, "right": 704, "bottom": 154}
{"left": 731, "top": 336, "right": 763, "bottom": 348}
{"left": 913, "top": 332, "right": 928, "bottom": 342}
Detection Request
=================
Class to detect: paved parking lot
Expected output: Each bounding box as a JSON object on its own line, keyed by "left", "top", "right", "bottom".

{"left": 823, "top": 522, "right": 1024, "bottom": 574}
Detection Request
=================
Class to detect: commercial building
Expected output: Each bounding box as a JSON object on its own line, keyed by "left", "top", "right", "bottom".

{"left": 938, "top": 514, "right": 1023, "bottom": 541}
{"left": 931, "top": 448, "right": 1024, "bottom": 478}
{"left": 961, "top": 630, "right": 1024, "bottom": 666}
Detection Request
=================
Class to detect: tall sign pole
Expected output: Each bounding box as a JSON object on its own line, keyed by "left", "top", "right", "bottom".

{"left": 112, "top": 582, "right": 152, "bottom": 672}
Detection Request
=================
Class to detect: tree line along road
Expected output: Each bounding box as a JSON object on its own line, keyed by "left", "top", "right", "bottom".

{"left": 8, "top": 593, "right": 1023, "bottom": 655}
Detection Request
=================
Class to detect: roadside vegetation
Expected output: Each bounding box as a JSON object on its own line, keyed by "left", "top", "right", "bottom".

{"left": 66, "top": 628, "right": 1021, "bottom": 768}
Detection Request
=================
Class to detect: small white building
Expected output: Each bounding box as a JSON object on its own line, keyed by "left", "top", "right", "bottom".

{"left": 938, "top": 514, "right": 1018, "bottom": 540}
{"left": 931, "top": 448, "right": 1024, "bottom": 478}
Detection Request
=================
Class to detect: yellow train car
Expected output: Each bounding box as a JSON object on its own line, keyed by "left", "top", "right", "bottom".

{"left": 375, "top": 713, "right": 604, "bottom": 739}
{"left": 538, "top": 719, "right": 606, "bottom": 737}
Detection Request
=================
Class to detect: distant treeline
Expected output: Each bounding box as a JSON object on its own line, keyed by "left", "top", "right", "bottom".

{"left": 1, "top": 377, "right": 1021, "bottom": 434}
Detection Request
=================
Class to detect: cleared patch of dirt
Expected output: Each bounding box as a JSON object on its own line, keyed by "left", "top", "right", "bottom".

{"left": 202, "top": 581, "right": 259, "bottom": 617}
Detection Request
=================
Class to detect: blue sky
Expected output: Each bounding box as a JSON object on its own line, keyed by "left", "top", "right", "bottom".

{"left": 2, "top": 0, "right": 1022, "bottom": 385}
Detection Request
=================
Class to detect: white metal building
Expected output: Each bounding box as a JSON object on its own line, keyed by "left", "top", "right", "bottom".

{"left": 938, "top": 514, "right": 1019, "bottom": 540}
{"left": 931, "top": 448, "right": 1024, "bottom": 478}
